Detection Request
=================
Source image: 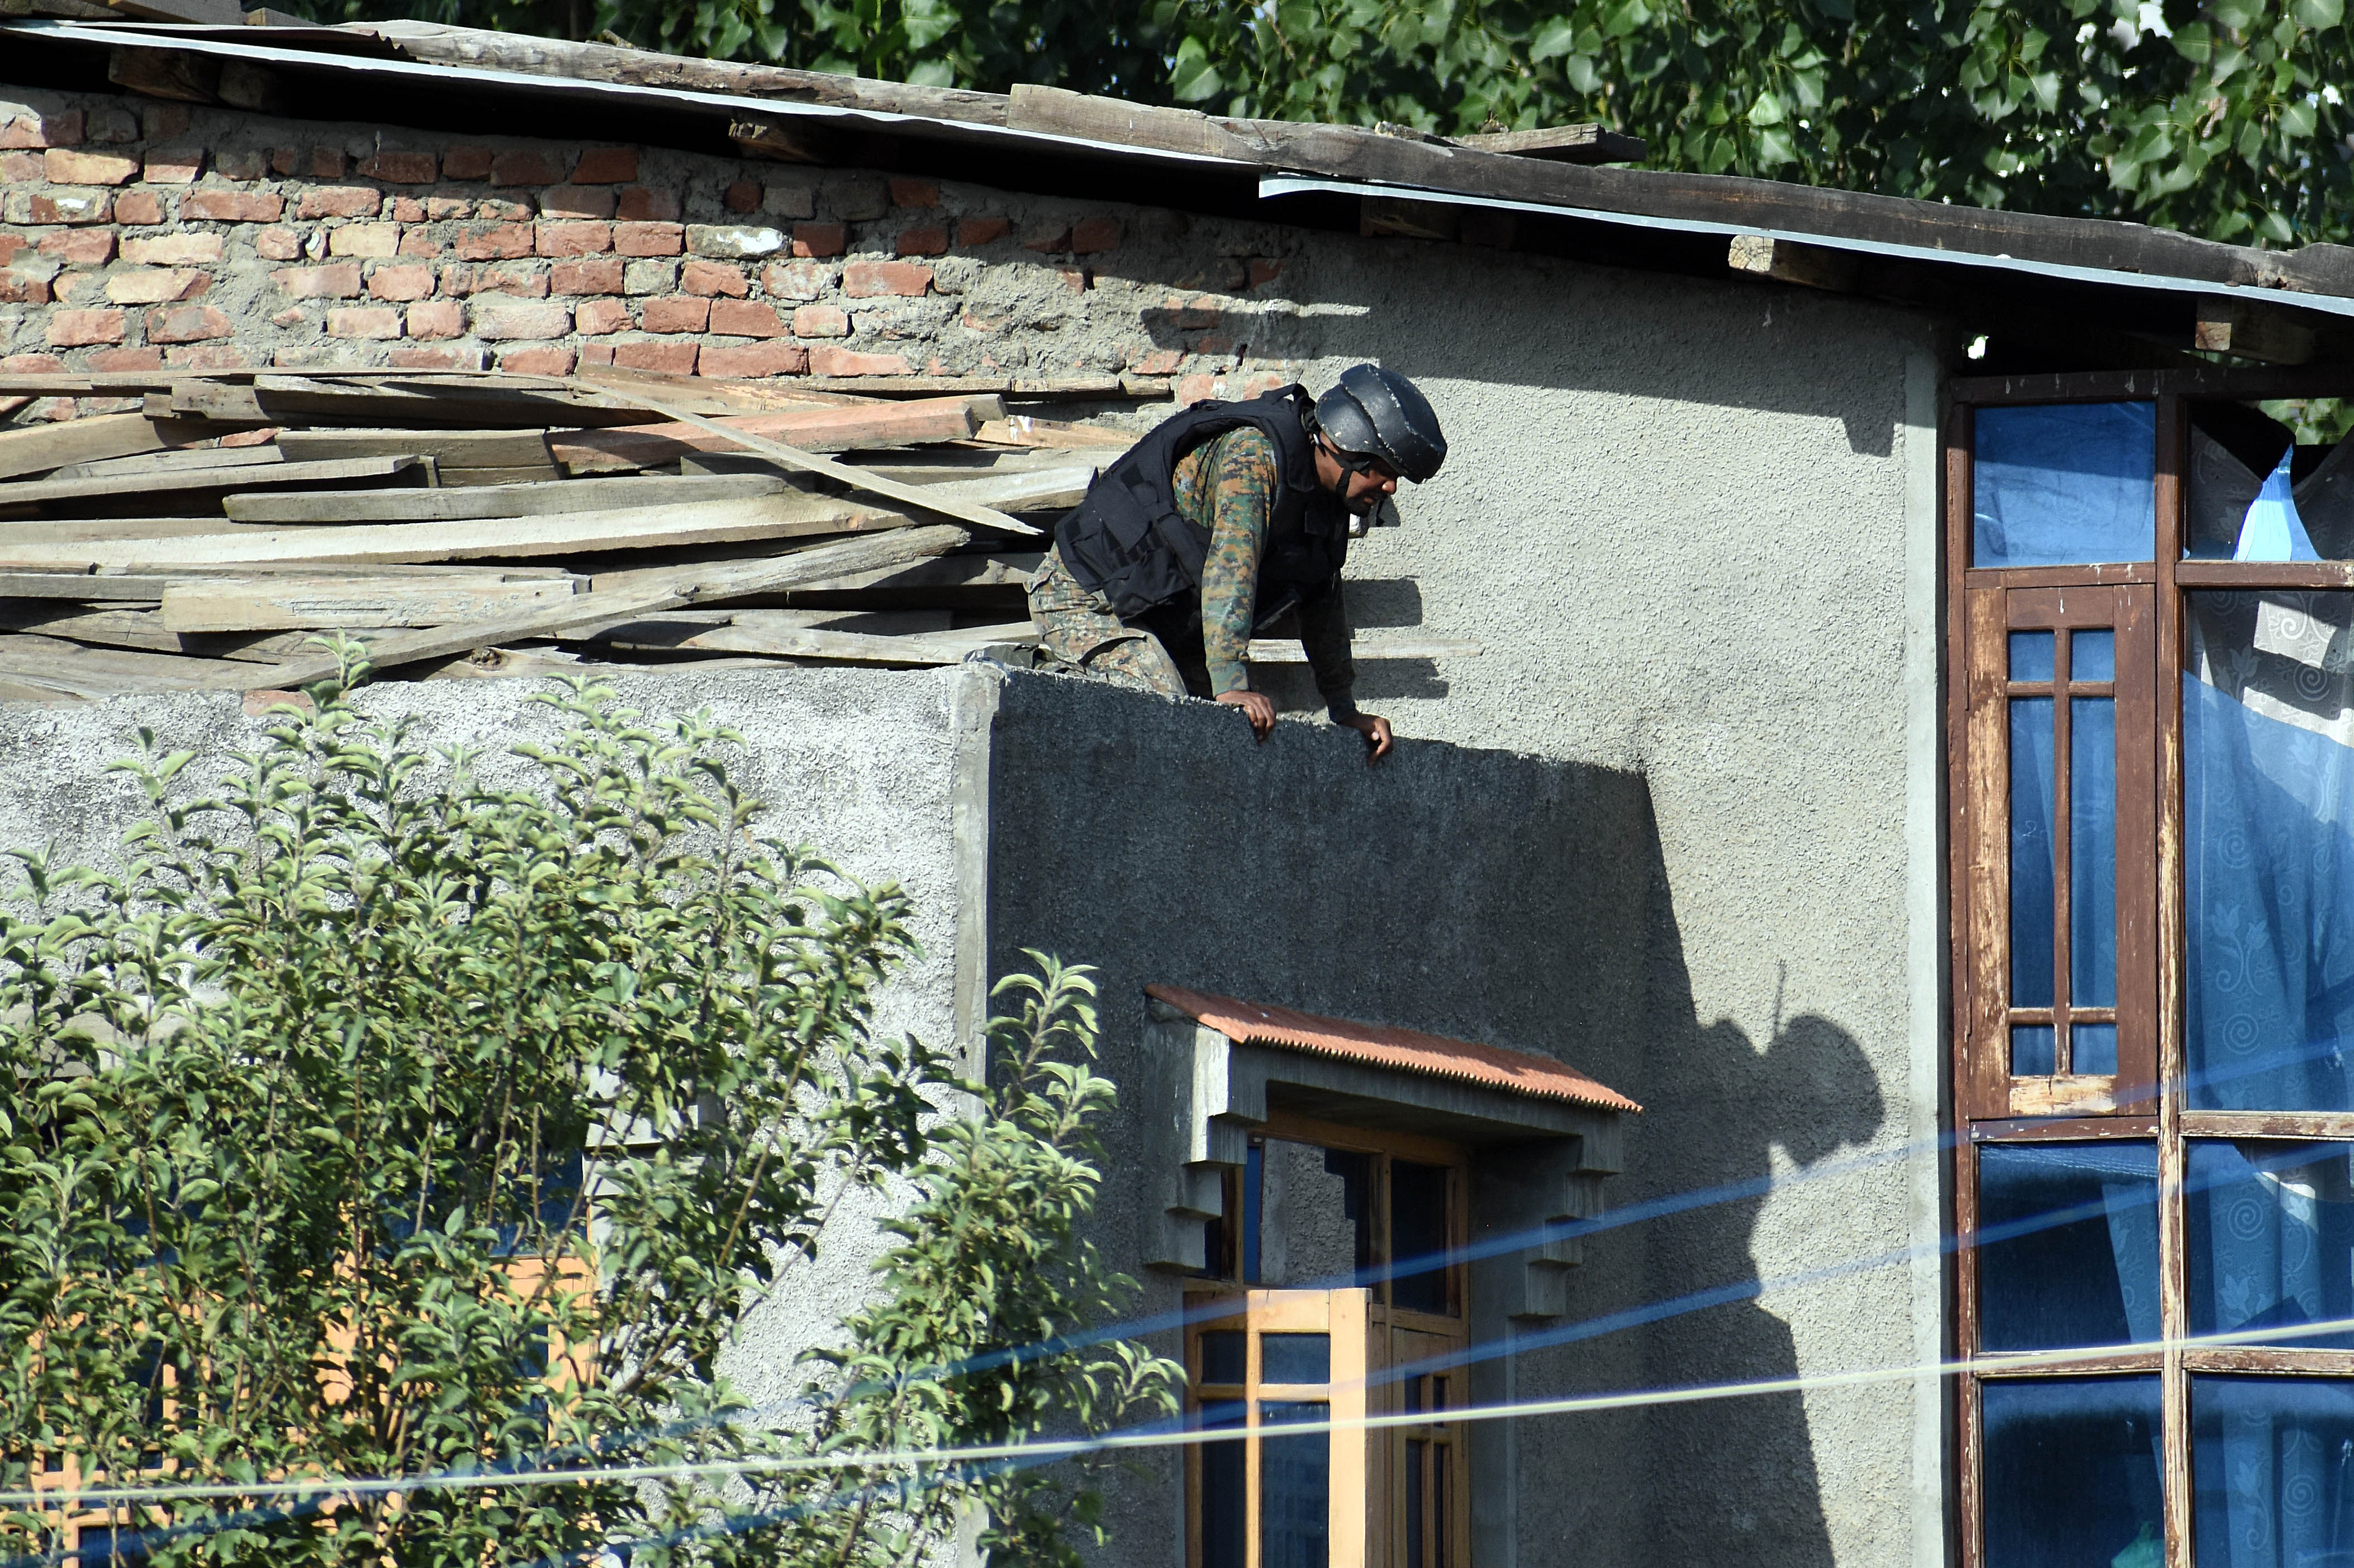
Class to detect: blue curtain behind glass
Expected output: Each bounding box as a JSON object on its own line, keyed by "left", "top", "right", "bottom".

{"left": 2186, "top": 1142, "right": 2354, "bottom": 1351}
{"left": 1978, "top": 1143, "right": 2158, "bottom": 1351}
{"left": 2185, "top": 601, "right": 2354, "bottom": 1110}
{"left": 1975, "top": 403, "right": 2158, "bottom": 567}
{"left": 1984, "top": 1377, "right": 2163, "bottom": 1568}
{"left": 2194, "top": 1376, "right": 2354, "bottom": 1568}
{"left": 2012, "top": 695, "right": 2058, "bottom": 1014}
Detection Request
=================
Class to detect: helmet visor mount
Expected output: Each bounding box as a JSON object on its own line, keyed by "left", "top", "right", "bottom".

{"left": 1320, "top": 436, "right": 1401, "bottom": 485}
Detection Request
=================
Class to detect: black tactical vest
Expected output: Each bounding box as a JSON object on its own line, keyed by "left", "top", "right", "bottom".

{"left": 1055, "top": 386, "right": 1350, "bottom": 619}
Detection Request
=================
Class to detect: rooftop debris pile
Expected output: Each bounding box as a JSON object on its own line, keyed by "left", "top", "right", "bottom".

{"left": 0, "top": 367, "right": 1141, "bottom": 699}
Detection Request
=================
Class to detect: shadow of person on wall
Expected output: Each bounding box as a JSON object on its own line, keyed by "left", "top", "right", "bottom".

{"left": 1628, "top": 997, "right": 1889, "bottom": 1567}
{"left": 979, "top": 674, "right": 1894, "bottom": 1567}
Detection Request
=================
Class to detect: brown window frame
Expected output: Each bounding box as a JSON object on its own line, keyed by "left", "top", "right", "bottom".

{"left": 1186, "top": 1113, "right": 1473, "bottom": 1568}
{"left": 1947, "top": 366, "right": 2354, "bottom": 1568}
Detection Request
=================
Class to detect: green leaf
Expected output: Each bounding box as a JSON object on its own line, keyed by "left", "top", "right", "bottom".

{"left": 1530, "top": 16, "right": 1577, "bottom": 59}
{"left": 2291, "top": 0, "right": 2343, "bottom": 28}
{"left": 1601, "top": 0, "right": 1650, "bottom": 37}
{"left": 1748, "top": 88, "right": 1787, "bottom": 125}
{"left": 1170, "top": 34, "right": 1223, "bottom": 100}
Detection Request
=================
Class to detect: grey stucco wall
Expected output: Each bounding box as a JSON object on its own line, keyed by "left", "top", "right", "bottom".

{"left": 0, "top": 181, "right": 1950, "bottom": 1566}
{"left": 1319, "top": 252, "right": 1944, "bottom": 1568}
{"left": 987, "top": 237, "right": 1946, "bottom": 1568}
{"left": 983, "top": 665, "right": 1657, "bottom": 1564}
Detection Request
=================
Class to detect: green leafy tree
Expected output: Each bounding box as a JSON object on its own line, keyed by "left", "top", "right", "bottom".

{"left": 0, "top": 647, "right": 1173, "bottom": 1568}
{"left": 706, "top": 960, "right": 1178, "bottom": 1568}
{"left": 1159, "top": 0, "right": 2354, "bottom": 245}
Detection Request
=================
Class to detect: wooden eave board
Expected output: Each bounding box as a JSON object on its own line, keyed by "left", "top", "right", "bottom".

{"left": 365, "top": 20, "right": 1013, "bottom": 125}
{"left": 1452, "top": 123, "right": 1648, "bottom": 163}
{"left": 998, "top": 84, "right": 2347, "bottom": 298}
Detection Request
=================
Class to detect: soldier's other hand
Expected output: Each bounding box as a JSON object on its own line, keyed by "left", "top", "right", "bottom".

{"left": 1216, "top": 689, "right": 1276, "bottom": 742}
{"left": 1337, "top": 713, "right": 1393, "bottom": 764}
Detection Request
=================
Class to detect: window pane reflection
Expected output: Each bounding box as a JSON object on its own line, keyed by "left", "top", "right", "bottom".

{"left": 2013, "top": 695, "right": 2057, "bottom": 1008}
{"left": 1390, "top": 1160, "right": 1451, "bottom": 1315}
{"left": 1200, "top": 1331, "right": 1245, "bottom": 1385}
{"left": 1979, "top": 1142, "right": 2160, "bottom": 1351}
{"left": 1199, "top": 1399, "right": 1246, "bottom": 1568}
{"left": 1983, "top": 1377, "right": 2162, "bottom": 1568}
{"left": 2186, "top": 591, "right": 2354, "bottom": 1111}
{"left": 2187, "top": 1141, "right": 2354, "bottom": 1350}
{"left": 1974, "top": 403, "right": 2157, "bottom": 568}
{"left": 1261, "top": 1333, "right": 1330, "bottom": 1385}
{"left": 2072, "top": 696, "right": 2119, "bottom": 1011}
{"left": 1261, "top": 1401, "right": 1329, "bottom": 1568}
{"left": 2192, "top": 1376, "right": 2354, "bottom": 1568}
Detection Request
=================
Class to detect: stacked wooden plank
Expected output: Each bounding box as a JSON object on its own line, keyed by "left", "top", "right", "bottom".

{"left": 0, "top": 368, "right": 1126, "bottom": 701}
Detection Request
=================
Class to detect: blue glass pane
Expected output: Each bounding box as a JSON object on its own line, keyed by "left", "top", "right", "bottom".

{"left": 2074, "top": 696, "right": 2118, "bottom": 1009}
{"left": 2186, "top": 592, "right": 2354, "bottom": 1111}
{"left": 1261, "top": 1333, "right": 1330, "bottom": 1385}
{"left": 2075, "top": 1024, "right": 2119, "bottom": 1076}
{"left": 1390, "top": 1159, "right": 1451, "bottom": 1316}
{"left": 2187, "top": 1142, "right": 2354, "bottom": 1350}
{"left": 1200, "top": 1331, "right": 1245, "bottom": 1385}
{"left": 2074, "top": 630, "right": 2117, "bottom": 683}
{"left": 2013, "top": 1026, "right": 2057, "bottom": 1075}
{"left": 2192, "top": 1376, "right": 2354, "bottom": 1568}
{"left": 1979, "top": 1142, "right": 2160, "bottom": 1351}
{"left": 1975, "top": 402, "right": 2157, "bottom": 567}
{"left": 1243, "top": 1142, "right": 1263, "bottom": 1283}
{"left": 1406, "top": 1440, "right": 1427, "bottom": 1568}
{"left": 1261, "top": 1402, "right": 1329, "bottom": 1568}
{"left": 2011, "top": 631, "right": 2056, "bottom": 681}
{"left": 1199, "top": 1399, "right": 1246, "bottom": 1568}
{"left": 1983, "top": 1377, "right": 2162, "bottom": 1568}
{"left": 2013, "top": 696, "right": 2057, "bottom": 1007}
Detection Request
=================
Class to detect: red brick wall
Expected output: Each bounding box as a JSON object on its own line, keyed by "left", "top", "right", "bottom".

{"left": 0, "top": 89, "right": 1308, "bottom": 415}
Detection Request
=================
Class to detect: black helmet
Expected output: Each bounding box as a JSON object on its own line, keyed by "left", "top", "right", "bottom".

{"left": 1312, "top": 364, "right": 1447, "bottom": 483}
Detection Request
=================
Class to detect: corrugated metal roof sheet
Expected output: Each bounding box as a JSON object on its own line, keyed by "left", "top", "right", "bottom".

{"left": 1147, "top": 983, "right": 1640, "bottom": 1114}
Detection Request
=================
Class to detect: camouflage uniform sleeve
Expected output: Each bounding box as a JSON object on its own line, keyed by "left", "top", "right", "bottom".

{"left": 1298, "top": 578, "right": 1358, "bottom": 720}
{"left": 1195, "top": 429, "right": 1282, "bottom": 697}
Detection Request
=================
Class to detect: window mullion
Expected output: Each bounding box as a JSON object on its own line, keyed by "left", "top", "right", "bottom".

{"left": 2054, "top": 629, "right": 2075, "bottom": 1075}
{"left": 2152, "top": 391, "right": 2192, "bottom": 1568}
